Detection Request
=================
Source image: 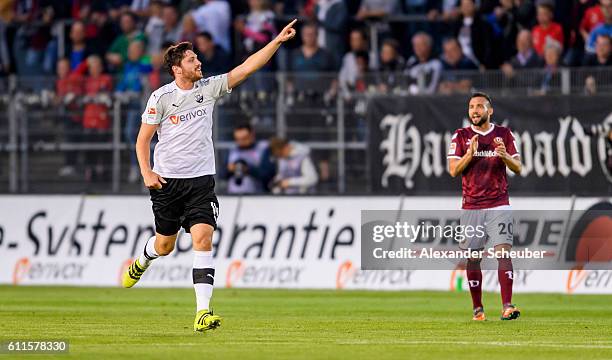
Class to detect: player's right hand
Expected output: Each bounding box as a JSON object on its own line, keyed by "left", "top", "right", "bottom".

{"left": 142, "top": 170, "right": 167, "bottom": 190}
{"left": 467, "top": 135, "right": 478, "bottom": 156}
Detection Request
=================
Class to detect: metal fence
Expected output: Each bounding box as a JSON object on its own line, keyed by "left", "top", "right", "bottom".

{"left": 1, "top": 67, "right": 611, "bottom": 194}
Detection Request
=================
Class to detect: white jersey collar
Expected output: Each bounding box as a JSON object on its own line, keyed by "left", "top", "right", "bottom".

{"left": 471, "top": 123, "right": 495, "bottom": 136}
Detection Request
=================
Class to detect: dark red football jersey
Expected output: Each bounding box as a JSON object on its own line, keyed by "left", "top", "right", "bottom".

{"left": 447, "top": 124, "right": 519, "bottom": 209}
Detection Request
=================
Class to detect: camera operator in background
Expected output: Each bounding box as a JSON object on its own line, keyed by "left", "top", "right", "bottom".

{"left": 269, "top": 137, "right": 318, "bottom": 194}
{"left": 226, "top": 123, "right": 275, "bottom": 194}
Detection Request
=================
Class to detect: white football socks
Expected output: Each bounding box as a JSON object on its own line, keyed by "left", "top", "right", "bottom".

{"left": 138, "top": 236, "right": 160, "bottom": 267}
{"left": 193, "top": 250, "right": 215, "bottom": 311}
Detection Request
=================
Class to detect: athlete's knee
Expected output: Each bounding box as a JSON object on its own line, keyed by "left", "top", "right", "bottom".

{"left": 192, "top": 235, "right": 212, "bottom": 251}
{"left": 155, "top": 236, "right": 176, "bottom": 256}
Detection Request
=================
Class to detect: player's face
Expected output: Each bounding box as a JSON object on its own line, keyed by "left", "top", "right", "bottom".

{"left": 178, "top": 50, "right": 203, "bottom": 82}
{"left": 468, "top": 97, "right": 492, "bottom": 127}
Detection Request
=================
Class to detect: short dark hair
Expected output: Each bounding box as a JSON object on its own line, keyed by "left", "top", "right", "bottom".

{"left": 163, "top": 42, "right": 193, "bottom": 77}
{"left": 382, "top": 38, "right": 400, "bottom": 52}
{"left": 351, "top": 27, "right": 368, "bottom": 41}
{"left": 537, "top": 3, "right": 554, "bottom": 13}
{"left": 196, "top": 31, "right": 213, "bottom": 42}
{"left": 354, "top": 50, "right": 369, "bottom": 66}
{"left": 470, "top": 91, "right": 492, "bottom": 106}
{"left": 121, "top": 11, "right": 138, "bottom": 23}
{"left": 234, "top": 123, "right": 253, "bottom": 132}
{"left": 269, "top": 137, "right": 289, "bottom": 156}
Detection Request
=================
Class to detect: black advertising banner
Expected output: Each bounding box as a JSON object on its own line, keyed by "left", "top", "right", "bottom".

{"left": 367, "top": 95, "right": 612, "bottom": 195}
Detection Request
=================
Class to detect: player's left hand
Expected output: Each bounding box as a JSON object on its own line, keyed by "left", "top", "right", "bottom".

{"left": 276, "top": 19, "right": 297, "bottom": 43}
{"left": 495, "top": 141, "right": 509, "bottom": 160}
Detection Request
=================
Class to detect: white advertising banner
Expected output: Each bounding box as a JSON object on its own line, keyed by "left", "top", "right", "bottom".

{"left": 0, "top": 195, "right": 610, "bottom": 294}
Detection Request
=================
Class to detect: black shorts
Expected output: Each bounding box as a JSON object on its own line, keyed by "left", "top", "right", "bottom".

{"left": 149, "top": 175, "right": 219, "bottom": 236}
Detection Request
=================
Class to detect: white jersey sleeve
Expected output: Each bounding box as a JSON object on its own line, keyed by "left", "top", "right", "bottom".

{"left": 199, "top": 73, "right": 231, "bottom": 100}
{"left": 141, "top": 91, "right": 164, "bottom": 125}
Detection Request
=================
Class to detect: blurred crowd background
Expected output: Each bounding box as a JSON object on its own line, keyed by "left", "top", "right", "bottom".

{"left": 1, "top": 0, "right": 611, "bottom": 91}
{"left": 0, "top": 0, "right": 611, "bottom": 195}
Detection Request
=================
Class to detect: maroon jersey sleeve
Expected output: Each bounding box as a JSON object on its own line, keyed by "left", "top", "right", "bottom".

{"left": 504, "top": 128, "right": 520, "bottom": 158}
{"left": 447, "top": 130, "right": 464, "bottom": 159}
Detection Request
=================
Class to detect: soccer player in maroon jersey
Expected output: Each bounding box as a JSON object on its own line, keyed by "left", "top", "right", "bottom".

{"left": 447, "top": 92, "right": 522, "bottom": 321}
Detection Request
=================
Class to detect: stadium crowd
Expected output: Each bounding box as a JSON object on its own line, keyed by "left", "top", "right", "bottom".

{"left": 1, "top": 0, "right": 611, "bottom": 190}
{"left": 0, "top": 0, "right": 611, "bottom": 91}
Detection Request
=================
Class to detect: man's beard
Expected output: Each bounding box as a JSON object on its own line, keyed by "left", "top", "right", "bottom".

{"left": 471, "top": 113, "right": 489, "bottom": 127}
{"left": 188, "top": 69, "right": 203, "bottom": 82}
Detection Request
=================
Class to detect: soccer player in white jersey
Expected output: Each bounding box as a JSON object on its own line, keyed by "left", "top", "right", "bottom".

{"left": 121, "top": 20, "right": 298, "bottom": 332}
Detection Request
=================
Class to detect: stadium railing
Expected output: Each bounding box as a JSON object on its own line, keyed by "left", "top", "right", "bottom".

{"left": 1, "top": 67, "right": 611, "bottom": 194}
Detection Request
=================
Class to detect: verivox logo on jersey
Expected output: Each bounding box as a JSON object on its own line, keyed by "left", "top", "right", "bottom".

{"left": 167, "top": 108, "right": 208, "bottom": 125}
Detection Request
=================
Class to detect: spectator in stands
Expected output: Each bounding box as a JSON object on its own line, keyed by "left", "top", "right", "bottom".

{"left": 376, "top": 38, "right": 405, "bottom": 94}
{"left": 106, "top": 11, "right": 147, "bottom": 71}
{"left": 452, "top": 0, "right": 497, "bottom": 68}
{"left": 116, "top": 41, "right": 153, "bottom": 182}
{"left": 234, "top": 0, "right": 277, "bottom": 93}
{"left": 340, "top": 50, "right": 373, "bottom": 96}
{"left": 82, "top": 55, "right": 113, "bottom": 182}
{"left": 356, "top": 0, "right": 399, "bottom": 43}
{"left": 486, "top": 0, "right": 519, "bottom": 61}
{"left": 584, "top": 34, "right": 612, "bottom": 65}
{"left": 144, "top": 0, "right": 164, "bottom": 55}
{"left": 531, "top": 2, "right": 564, "bottom": 57}
{"left": 587, "top": 0, "right": 612, "bottom": 53}
{"left": 513, "top": 0, "right": 536, "bottom": 29}
{"left": 405, "top": 32, "right": 442, "bottom": 94}
{"left": 180, "top": 12, "right": 199, "bottom": 43}
{"left": 583, "top": 34, "right": 612, "bottom": 94}
{"left": 194, "top": 32, "right": 231, "bottom": 76}
{"left": 13, "top": 3, "right": 55, "bottom": 76}
{"left": 0, "top": 21, "right": 9, "bottom": 75}
{"left": 65, "top": 21, "right": 94, "bottom": 70}
{"left": 288, "top": 22, "right": 336, "bottom": 93}
{"left": 501, "top": 29, "right": 543, "bottom": 77}
{"left": 130, "top": 0, "right": 151, "bottom": 17}
{"left": 89, "top": 6, "right": 118, "bottom": 57}
{"left": 269, "top": 137, "right": 318, "bottom": 194}
{"left": 315, "top": 0, "right": 348, "bottom": 66}
{"left": 225, "top": 123, "right": 276, "bottom": 194}
{"left": 438, "top": 37, "right": 477, "bottom": 94}
{"left": 356, "top": 0, "right": 400, "bottom": 20}
{"left": 537, "top": 42, "right": 562, "bottom": 95}
{"left": 146, "top": 3, "right": 182, "bottom": 55}
{"left": 580, "top": 0, "right": 606, "bottom": 44}
{"left": 55, "top": 58, "right": 84, "bottom": 177}
{"left": 339, "top": 28, "right": 370, "bottom": 97}
{"left": 189, "top": 0, "right": 232, "bottom": 53}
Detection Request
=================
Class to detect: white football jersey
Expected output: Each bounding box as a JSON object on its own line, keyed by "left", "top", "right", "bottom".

{"left": 141, "top": 74, "right": 231, "bottom": 178}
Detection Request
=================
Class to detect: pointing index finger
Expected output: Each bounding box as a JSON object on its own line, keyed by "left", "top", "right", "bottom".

{"left": 286, "top": 19, "right": 297, "bottom": 28}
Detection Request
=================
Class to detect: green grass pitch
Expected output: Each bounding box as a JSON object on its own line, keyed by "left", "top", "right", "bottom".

{"left": 2, "top": 286, "right": 612, "bottom": 359}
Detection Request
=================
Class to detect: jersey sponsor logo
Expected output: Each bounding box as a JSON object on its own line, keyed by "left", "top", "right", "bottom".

{"left": 448, "top": 142, "right": 457, "bottom": 155}
{"left": 473, "top": 150, "right": 497, "bottom": 157}
{"left": 147, "top": 107, "right": 156, "bottom": 115}
{"left": 168, "top": 108, "right": 208, "bottom": 124}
